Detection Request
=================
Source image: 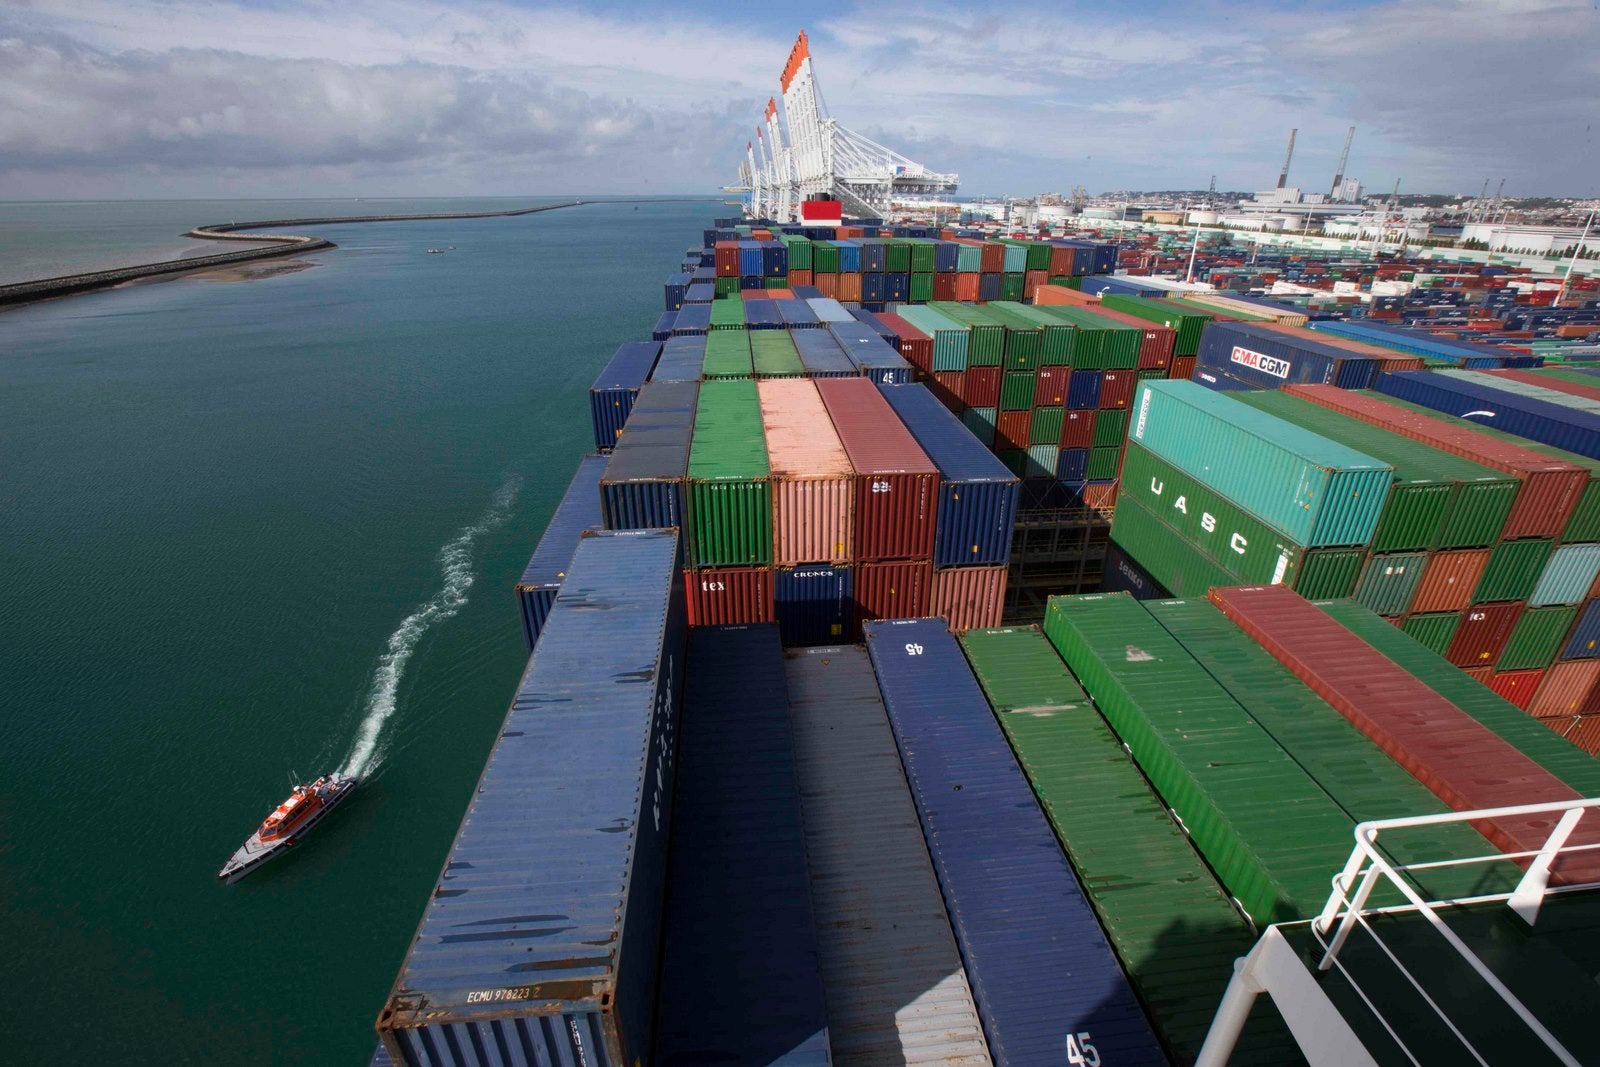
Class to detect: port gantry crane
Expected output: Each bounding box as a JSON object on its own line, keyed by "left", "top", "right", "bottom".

{"left": 726, "top": 31, "right": 959, "bottom": 221}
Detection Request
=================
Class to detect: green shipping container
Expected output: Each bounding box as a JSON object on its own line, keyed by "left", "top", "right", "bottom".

{"left": 955, "top": 302, "right": 1041, "bottom": 368}
{"left": 1086, "top": 446, "right": 1121, "bottom": 481}
{"left": 1354, "top": 552, "right": 1428, "bottom": 616}
{"left": 750, "top": 331, "right": 804, "bottom": 378}
{"left": 1102, "top": 294, "right": 1212, "bottom": 356}
{"left": 1475, "top": 538, "right": 1555, "bottom": 603}
{"left": 1402, "top": 612, "right": 1462, "bottom": 656}
{"left": 710, "top": 297, "right": 746, "bottom": 330}
{"left": 1237, "top": 392, "right": 1517, "bottom": 552}
{"left": 1498, "top": 605, "right": 1579, "bottom": 670}
{"left": 1109, "top": 494, "right": 1240, "bottom": 598}
{"left": 1000, "top": 371, "right": 1034, "bottom": 411}
{"left": 763, "top": 277, "right": 787, "bottom": 290}
{"left": 1119, "top": 442, "right": 1310, "bottom": 587}
{"left": 988, "top": 302, "right": 1077, "bottom": 365}
{"left": 1148, "top": 599, "right": 1512, "bottom": 902}
{"left": 812, "top": 243, "right": 841, "bottom": 274}
{"left": 893, "top": 305, "right": 969, "bottom": 372}
{"left": 687, "top": 379, "right": 771, "bottom": 567}
{"left": 959, "top": 626, "right": 1297, "bottom": 1065}
{"left": 1363, "top": 392, "right": 1600, "bottom": 542}
{"left": 962, "top": 406, "right": 997, "bottom": 447}
{"left": 1026, "top": 443, "right": 1057, "bottom": 478}
{"left": 1297, "top": 548, "right": 1366, "bottom": 600}
{"left": 1092, "top": 408, "right": 1129, "bottom": 449}
{"left": 909, "top": 273, "right": 934, "bottom": 303}
{"left": 714, "top": 276, "right": 740, "bottom": 297}
{"left": 1029, "top": 407, "right": 1065, "bottom": 446}
{"left": 885, "top": 240, "right": 911, "bottom": 274}
{"left": 1318, "top": 600, "right": 1600, "bottom": 794}
{"left": 928, "top": 302, "right": 1005, "bottom": 365}
{"left": 906, "top": 239, "right": 936, "bottom": 273}
{"left": 779, "top": 235, "right": 812, "bottom": 270}
{"left": 1000, "top": 273, "right": 1026, "bottom": 301}
{"left": 701, "top": 330, "right": 753, "bottom": 379}
{"left": 1131, "top": 380, "right": 1393, "bottom": 548}
{"left": 1043, "top": 593, "right": 1355, "bottom": 924}
{"left": 1035, "top": 305, "right": 1142, "bottom": 369}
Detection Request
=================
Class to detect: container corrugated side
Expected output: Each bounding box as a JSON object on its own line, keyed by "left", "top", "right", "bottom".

{"left": 1197, "top": 320, "right": 1377, "bottom": 391}
{"left": 516, "top": 454, "right": 607, "bottom": 650}
{"left": 1131, "top": 380, "right": 1393, "bottom": 548}
{"left": 816, "top": 378, "right": 939, "bottom": 562}
{"left": 590, "top": 341, "right": 661, "bottom": 450}
{"left": 774, "top": 565, "right": 854, "bottom": 646}
{"left": 1561, "top": 599, "right": 1600, "bottom": 659}
{"left": 653, "top": 626, "right": 830, "bottom": 1066}
{"left": 688, "top": 379, "right": 771, "bottom": 567}
{"left": 1530, "top": 661, "right": 1600, "bottom": 718}
{"left": 600, "top": 381, "right": 698, "bottom": 531}
{"left": 877, "top": 383, "right": 1018, "bottom": 567}
{"left": 854, "top": 560, "right": 932, "bottom": 624}
{"left": 1410, "top": 549, "right": 1490, "bottom": 614}
{"left": 1498, "top": 605, "right": 1579, "bottom": 671}
{"left": 928, "top": 565, "right": 1006, "bottom": 632}
{"left": 1107, "top": 492, "right": 1240, "bottom": 598}
{"left": 959, "top": 626, "right": 1297, "bottom": 1065}
{"left": 1531, "top": 544, "right": 1600, "bottom": 606}
{"left": 893, "top": 304, "right": 971, "bottom": 372}
{"left": 1285, "top": 384, "right": 1587, "bottom": 541}
{"left": 1042, "top": 593, "right": 1354, "bottom": 924}
{"left": 682, "top": 567, "right": 774, "bottom": 626}
{"left": 1377, "top": 370, "right": 1600, "bottom": 463}
{"left": 759, "top": 379, "right": 853, "bottom": 565}
{"left": 783, "top": 645, "right": 993, "bottom": 1066}
{"left": 865, "top": 619, "right": 1166, "bottom": 1066}
{"left": 1211, "top": 584, "right": 1600, "bottom": 882}
{"left": 376, "top": 529, "right": 686, "bottom": 1065}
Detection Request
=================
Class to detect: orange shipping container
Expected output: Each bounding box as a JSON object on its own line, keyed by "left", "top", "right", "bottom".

{"left": 758, "top": 379, "right": 853, "bottom": 565}
{"left": 837, "top": 273, "right": 863, "bottom": 302}
{"left": 855, "top": 561, "right": 932, "bottom": 625}
{"left": 787, "top": 269, "right": 813, "bottom": 288}
{"left": 1410, "top": 549, "right": 1490, "bottom": 614}
{"left": 929, "top": 566, "right": 1007, "bottom": 632}
{"left": 955, "top": 273, "right": 981, "bottom": 302}
{"left": 1528, "top": 660, "right": 1600, "bottom": 718}
{"left": 1559, "top": 714, "right": 1600, "bottom": 755}
{"left": 815, "top": 273, "right": 839, "bottom": 298}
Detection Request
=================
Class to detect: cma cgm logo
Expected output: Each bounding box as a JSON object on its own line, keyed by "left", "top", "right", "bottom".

{"left": 1230, "top": 345, "right": 1291, "bottom": 379}
{"left": 1144, "top": 477, "right": 1248, "bottom": 555}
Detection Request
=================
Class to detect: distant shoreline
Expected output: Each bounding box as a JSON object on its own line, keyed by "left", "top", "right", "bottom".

{"left": 0, "top": 198, "right": 717, "bottom": 310}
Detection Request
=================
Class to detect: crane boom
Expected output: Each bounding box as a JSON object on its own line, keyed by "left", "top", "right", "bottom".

{"left": 1329, "top": 126, "right": 1355, "bottom": 199}
{"left": 1277, "top": 128, "right": 1298, "bottom": 190}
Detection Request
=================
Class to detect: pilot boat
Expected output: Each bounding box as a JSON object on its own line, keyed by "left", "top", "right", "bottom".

{"left": 218, "top": 773, "right": 357, "bottom": 883}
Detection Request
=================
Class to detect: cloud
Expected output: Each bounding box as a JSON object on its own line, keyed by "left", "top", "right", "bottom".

{"left": 0, "top": 0, "right": 1593, "bottom": 198}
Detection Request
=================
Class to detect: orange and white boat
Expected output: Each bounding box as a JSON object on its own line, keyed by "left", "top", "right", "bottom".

{"left": 218, "top": 773, "right": 357, "bottom": 883}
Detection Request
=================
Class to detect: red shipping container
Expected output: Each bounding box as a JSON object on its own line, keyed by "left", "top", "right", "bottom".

{"left": 996, "top": 410, "right": 1031, "bottom": 450}
{"left": 930, "top": 372, "right": 966, "bottom": 411}
{"left": 1022, "top": 270, "right": 1049, "bottom": 300}
{"left": 787, "top": 270, "right": 813, "bottom": 288}
{"left": 1411, "top": 549, "right": 1490, "bottom": 614}
{"left": 837, "top": 273, "right": 863, "bottom": 303}
{"left": 875, "top": 312, "right": 932, "bottom": 373}
{"left": 1034, "top": 367, "right": 1069, "bottom": 407}
{"left": 815, "top": 273, "right": 839, "bottom": 298}
{"left": 855, "top": 560, "right": 932, "bottom": 625}
{"left": 1081, "top": 483, "right": 1118, "bottom": 512}
{"left": 964, "top": 366, "right": 1001, "bottom": 408}
{"left": 1099, "top": 371, "right": 1136, "bottom": 410}
{"left": 1170, "top": 356, "right": 1197, "bottom": 381}
{"left": 930, "top": 565, "right": 1007, "bottom": 632}
{"left": 1487, "top": 668, "right": 1543, "bottom": 710}
{"left": 1484, "top": 368, "right": 1600, "bottom": 404}
{"left": 1285, "top": 384, "right": 1587, "bottom": 540}
{"left": 1047, "top": 245, "right": 1077, "bottom": 275}
{"left": 683, "top": 567, "right": 775, "bottom": 626}
{"left": 1528, "top": 660, "right": 1600, "bottom": 718}
{"left": 1060, "top": 409, "right": 1095, "bottom": 449}
{"left": 979, "top": 243, "right": 1005, "bottom": 273}
{"left": 714, "top": 240, "right": 740, "bottom": 278}
{"left": 1558, "top": 714, "right": 1600, "bottom": 755}
{"left": 1446, "top": 602, "right": 1524, "bottom": 667}
{"left": 955, "top": 273, "right": 981, "bottom": 302}
{"left": 1461, "top": 666, "right": 1495, "bottom": 683}
{"left": 1208, "top": 584, "right": 1600, "bottom": 883}
{"left": 932, "top": 273, "right": 958, "bottom": 301}
{"left": 815, "top": 378, "right": 940, "bottom": 562}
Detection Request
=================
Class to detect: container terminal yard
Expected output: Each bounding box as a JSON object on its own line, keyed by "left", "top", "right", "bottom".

{"left": 361, "top": 33, "right": 1600, "bottom": 1067}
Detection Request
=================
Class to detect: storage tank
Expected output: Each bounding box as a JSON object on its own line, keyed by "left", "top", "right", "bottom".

{"left": 1187, "top": 209, "right": 1220, "bottom": 225}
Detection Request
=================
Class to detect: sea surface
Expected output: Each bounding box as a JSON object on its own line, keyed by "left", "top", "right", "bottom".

{"left": 1, "top": 197, "right": 715, "bottom": 1063}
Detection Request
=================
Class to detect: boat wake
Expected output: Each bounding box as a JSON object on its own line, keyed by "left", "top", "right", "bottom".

{"left": 338, "top": 475, "right": 521, "bottom": 780}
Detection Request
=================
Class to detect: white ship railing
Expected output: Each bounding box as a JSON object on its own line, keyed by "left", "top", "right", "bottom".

{"left": 1198, "top": 797, "right": 1600, "bottom": 1067}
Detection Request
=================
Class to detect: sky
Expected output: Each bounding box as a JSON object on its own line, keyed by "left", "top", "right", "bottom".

{"left": 1, "top": 0, "right": 1595, "bottom": 200}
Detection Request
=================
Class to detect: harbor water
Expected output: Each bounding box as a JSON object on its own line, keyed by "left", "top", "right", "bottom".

{"left": 0, "top": 198, "right": 712, "bottom": 1063}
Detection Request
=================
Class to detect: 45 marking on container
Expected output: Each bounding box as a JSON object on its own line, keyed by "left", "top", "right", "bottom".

{"left": 904, "top": 643, "right": 925, "bottom": 655}
{"left": 1066, "top": 1032, "right": 1101, "bottom": 1066}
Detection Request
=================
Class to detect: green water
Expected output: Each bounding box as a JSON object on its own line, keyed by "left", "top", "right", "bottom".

{"left": 0, "top": 199, "right": 714, "bottom": 1062}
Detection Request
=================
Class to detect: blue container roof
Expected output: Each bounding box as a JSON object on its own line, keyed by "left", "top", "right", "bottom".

{"left": 877, "top": 383, "right": 1017, "bottom": 484}
{"left": 651, "top": 335, "right": 706, "bottom": 383}
{"left": 792, "top": 330, "right": 857, "bottom": 374}
{"left": 672, "top": 304, "right": 713, "bottom": 332}
{"left": 518, "top": 454, "right": 607, "bottom": 590}
{"left": 592, "top": 341, "right": 661, "bottom": 393}
{"left": 382, "top": 529, "right": 681, "bottom": 1018}
{"left": 601, "top": 381, "right": 699, "bottom": 481}
{"left": 827, "top": 322, "right": 909, "bottom": 373}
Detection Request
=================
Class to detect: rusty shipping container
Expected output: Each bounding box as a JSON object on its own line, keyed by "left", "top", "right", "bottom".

{"left": 815, "top": 377, "right": 939, "bottom": 562}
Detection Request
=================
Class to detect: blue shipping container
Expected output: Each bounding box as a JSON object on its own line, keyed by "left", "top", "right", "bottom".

{"left": 377, "top": 529, "right": 687, "bottom": 1067}
{"left": 654, "top": 625, "right": 831, "bottom": 1066}
{"left": 1067, "top": 370, "right": 1102, "bottom": 410}
{"left": 600, "top": 381, "right": 699, "bottom": 530}
{"left": 777, "top": 298, "right": 821, "bottom": 330}
{"left": 652, "top": 310, "right": 677, "bottom": 341}
{"left": 663, "top": 273, "right": 688, "bottom": 311}
{"left": 1563, "top": 599, "right": 1600, "bottom": 659}
{"left": 878, "top": 383, "right": 1019, "bottom": 566}
{"left": 850, "top": 307, "right": 899, "bottom": 349}
{"left": 745, "top": 298, "right": 784, "bottom": 331}
{"left": 792, "top": 330, "right": 858, "bottom": 378}
{"left": 1376, "top": 370, "right": 1600, "bottom": 461}
{"left": 671, "top": 303, "right": 712, "bottom": 336}
{"left": 590, "top": 341, "right": 662, "bottom": 450}
{"left": 863, "top": 619, "right": 1167, "bottom": 1066}
{"left": 806, "top": 297, "right": 856, "bottom": 324}
{"left": 861, "top": 272, "right": 886, "bottom": 303}
{"left": 516, "top": 453, "right": 608, "bottom": 650}
{"left": 651, "top": 335, "right": 706, "bottom": 383}
{"left": 1197, "top": 320, "right": 1379, "bottom": 390}
{"left": 830, "top": 323, "right": 912, "bottom": 384}
{"left": 775, "top": 565, "right": 855, "bottom": 645}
